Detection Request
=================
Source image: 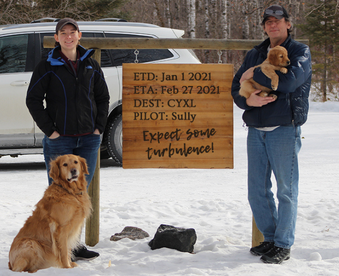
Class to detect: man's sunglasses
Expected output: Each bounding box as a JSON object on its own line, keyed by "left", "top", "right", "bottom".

{"left": 265, "top": 9, "right": 284, "bottom": 16}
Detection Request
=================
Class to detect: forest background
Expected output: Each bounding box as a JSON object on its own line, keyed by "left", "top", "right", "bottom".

{"left": 0, "top": 0, "right": 338, "bottom": 101}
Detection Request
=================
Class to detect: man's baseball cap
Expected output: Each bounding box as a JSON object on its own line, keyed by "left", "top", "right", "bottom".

{"left": 55, "top": 18, "right": 79, "bottom": 34}
{"left": 262, "top": 5, "right": 289, "bottom": 23}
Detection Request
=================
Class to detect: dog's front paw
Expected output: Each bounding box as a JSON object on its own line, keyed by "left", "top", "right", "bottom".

{"left": 268, "top": 94, "right": 278, "bottom": 100}
{"left": 280, "top": 68, "right": 288, "bottom": 74}
{"left": 259, "top": 91, "right": 269, "bottom": 97}
{"left": 271, "top": 78, "right": 279, "bottom": 90}
{"left": 70, "top": 262, "right": 78, "bottom": 268}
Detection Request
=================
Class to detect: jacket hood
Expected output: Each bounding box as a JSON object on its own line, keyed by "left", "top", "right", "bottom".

{"left": 47, "top": 45, "right": 94, "bottom": 66}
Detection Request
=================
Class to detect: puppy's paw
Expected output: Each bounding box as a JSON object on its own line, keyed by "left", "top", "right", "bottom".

{"left": 71, "top": 262, "right": 78, "bottom": 268}
{"left": 268, "top": 94, "right": 277, "bottom": 100}
{"left": 280, "top": 68, "right": 288, "bottom": 74}
{"left": 271, "top": 78, "right": 279, "bottom": 90}
{"left": 259, "top": 91, "right": 269, "bottom": 97}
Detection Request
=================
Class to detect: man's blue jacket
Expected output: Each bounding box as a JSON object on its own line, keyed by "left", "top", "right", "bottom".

{"left": 231, "top": 35, "right": 312, "bottom": 127}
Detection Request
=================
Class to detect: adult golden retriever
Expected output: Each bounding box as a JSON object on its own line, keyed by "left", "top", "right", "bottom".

{"left": 239, "top": 45, "right": 290, "bottom": 99}
{"left": 8, "top": 154, "right": 92, "bottom": 273}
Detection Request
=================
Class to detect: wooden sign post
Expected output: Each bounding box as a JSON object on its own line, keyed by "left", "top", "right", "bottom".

{"left": 122, "top": 63, "right": 234, "bottom": 169}
{"left": 85, "top": 49, "right": 101, "bottom": 246}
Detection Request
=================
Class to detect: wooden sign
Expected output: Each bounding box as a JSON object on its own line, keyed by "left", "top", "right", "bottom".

{"left": 122, "top": 63, "right": 234, "bottom": 169}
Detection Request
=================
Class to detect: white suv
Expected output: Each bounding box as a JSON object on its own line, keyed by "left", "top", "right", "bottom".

{"left": 0, "top": 19, "right": 200, "bottom": 165}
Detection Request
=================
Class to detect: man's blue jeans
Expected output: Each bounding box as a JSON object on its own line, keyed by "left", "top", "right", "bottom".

{"left": 247, "top": 125, "right": 301, "bottom": 249}
{"left": 42, "top": 134, "right": 101, "bottom": 187}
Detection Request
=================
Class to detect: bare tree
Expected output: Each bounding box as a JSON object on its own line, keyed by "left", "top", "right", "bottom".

{"left": 187, "top": 0, "right": 196, "bottom": 38}
{"left": 165, "top": 0, "right": 171, "bottom": 27}
{"left": 221, "top": 0, "right": 228, "bottom": 39}
{"left": 242, "top": 1, "right": 250, "bottom": 39}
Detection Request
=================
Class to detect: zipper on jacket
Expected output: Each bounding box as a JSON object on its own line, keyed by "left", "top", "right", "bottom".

{"left": 68, "top": 59, "right": 78, "bottom": 78}
{"left": 63, "top": 58, "right": 80, "bottom": 133}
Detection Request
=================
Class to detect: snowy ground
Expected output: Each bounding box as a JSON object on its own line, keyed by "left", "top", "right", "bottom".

{"left": 0, "top": 101, "right": 338, "bottom": 276}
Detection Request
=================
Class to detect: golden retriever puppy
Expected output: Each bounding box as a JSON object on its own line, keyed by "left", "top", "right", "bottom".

{"left": 8, "top": 154, "right": 92, "bottom": 273}
{"left": 239, "top": 45, "right": 290, "bottom": 99}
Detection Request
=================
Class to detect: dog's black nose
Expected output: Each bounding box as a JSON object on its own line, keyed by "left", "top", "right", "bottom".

{"left": 71, "top": 168, "right": 77, "bottom": 176}
{"left": 287, "top": 61, "right": 291, "bottom": 65}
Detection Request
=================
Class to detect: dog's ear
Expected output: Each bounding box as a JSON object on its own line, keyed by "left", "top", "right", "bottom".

{"left": 268, "top": 49, "right": 280, "bottom": 66}
{"left": 49, "top": 157, "right": 60, "bottom": 182}
{"left": 78, "top": 156, "right": 89, "bottom": 175}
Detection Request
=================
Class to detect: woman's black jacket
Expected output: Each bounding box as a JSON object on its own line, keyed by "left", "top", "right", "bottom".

{"left": 26, "top": 45, "right": 110, "bottom": 137}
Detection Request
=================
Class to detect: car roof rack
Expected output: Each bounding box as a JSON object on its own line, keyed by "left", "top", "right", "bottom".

{"left": 30, "top": 18, "right": 128, "bottom": 23}
{"left": 31, "top": 18, "right": 60, "bottom": 23}
{"left": 96, "top": 18, "right": 127, "bottom": 22}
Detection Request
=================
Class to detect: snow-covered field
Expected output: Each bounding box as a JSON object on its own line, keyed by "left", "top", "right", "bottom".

{"left": 1, "top": 102, "right": 338, "bottom": 275}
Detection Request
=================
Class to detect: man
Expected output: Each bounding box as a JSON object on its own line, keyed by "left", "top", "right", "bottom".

{"left": 231, "top": 5, "right": 312, "bottom": 264}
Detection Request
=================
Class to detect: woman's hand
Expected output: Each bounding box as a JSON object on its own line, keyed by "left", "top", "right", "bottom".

{"left": 93, "top": 129, "right": 100, "bottom": 135}
{"left": 49, "top": 131, "right": 60, "bottom": 139}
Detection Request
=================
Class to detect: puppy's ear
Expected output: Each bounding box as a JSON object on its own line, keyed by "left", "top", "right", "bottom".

{"left": 79, "top": 156, "right": 89, "bottom": 175}
{"left": 268, "top": 49, "right": 279, "bottom": 66}
{"left": 49, "top": 157, "right": 60, "bottom": 182}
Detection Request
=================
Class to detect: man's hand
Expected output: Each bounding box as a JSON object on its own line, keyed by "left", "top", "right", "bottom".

{"left": 240, "top": 67, "right": 255, "bottom": 84}
{"left": 246, "top": 90, "right": 276, "bottom": 107}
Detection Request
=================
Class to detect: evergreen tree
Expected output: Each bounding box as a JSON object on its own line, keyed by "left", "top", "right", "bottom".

{"left": 299, "top": 0, "right": 339, "bottom": 101}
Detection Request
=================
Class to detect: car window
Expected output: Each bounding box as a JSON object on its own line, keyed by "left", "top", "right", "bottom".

{"left": 0, "top": 34, "right": 28, "bottom": 73}
{"left": 39, "top": 33, "right": 53, "bottom": 60}
{"left": 82, "top": 32, "right": 114, "bottom": 67}
{"left": 103, "top": 33, "right": 174, "bottom": 67}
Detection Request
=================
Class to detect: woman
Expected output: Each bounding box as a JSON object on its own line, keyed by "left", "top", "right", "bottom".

{"left": 26, "top": 18, "right": 110, "bottom": 261}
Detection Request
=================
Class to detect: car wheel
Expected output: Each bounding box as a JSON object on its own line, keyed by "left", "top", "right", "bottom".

{"left": 106, "top": 114, "right": 123, "bottom": 165}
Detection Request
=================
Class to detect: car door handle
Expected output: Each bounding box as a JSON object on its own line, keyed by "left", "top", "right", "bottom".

{"left": 10, "top": 81, "right": 29, "bottom": 86}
